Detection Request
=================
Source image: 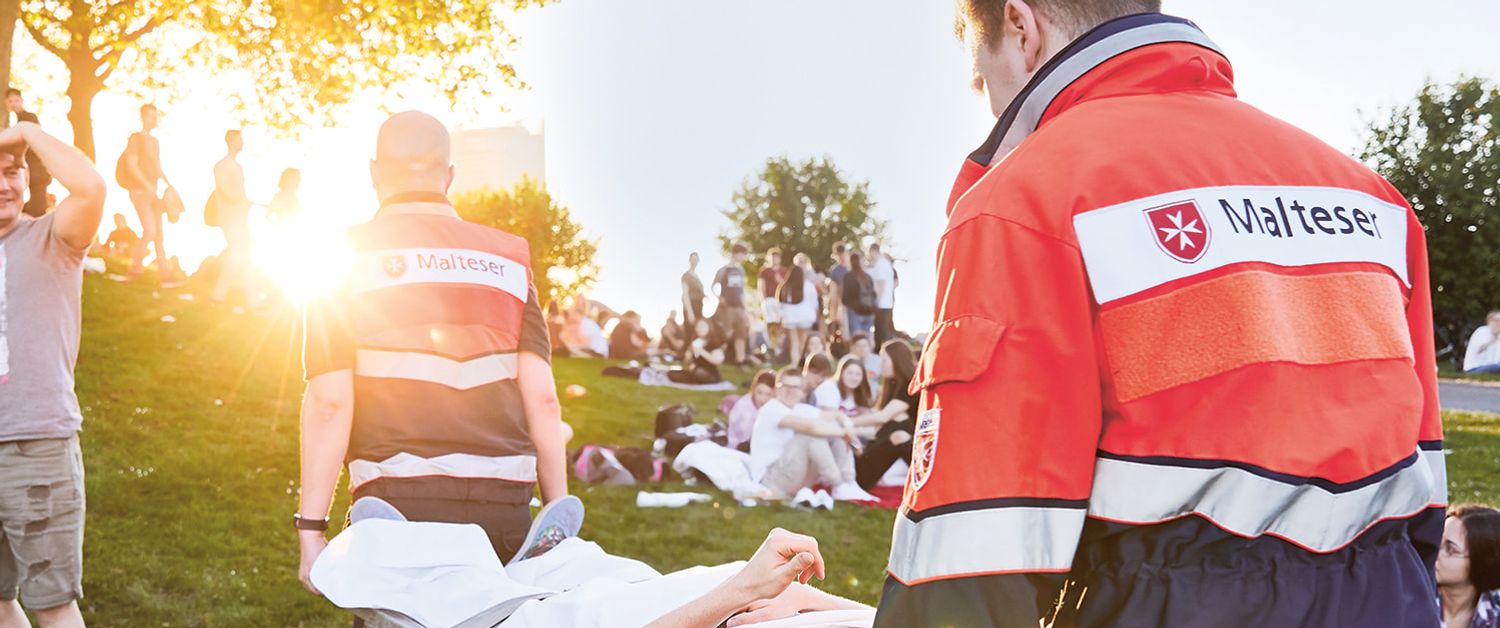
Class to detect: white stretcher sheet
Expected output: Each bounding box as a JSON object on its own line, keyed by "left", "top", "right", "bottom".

{"left": 312, "top": 519, "right": 874, "bottom": 627}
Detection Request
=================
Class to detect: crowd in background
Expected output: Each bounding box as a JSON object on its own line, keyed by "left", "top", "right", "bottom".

{"left": 552, "top": 240, "right": 918, "bottom": 507}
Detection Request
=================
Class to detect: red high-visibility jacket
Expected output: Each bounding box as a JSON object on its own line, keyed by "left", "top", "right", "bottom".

{"left": 876, "top": 14, "right": 1444, "bottom": 627}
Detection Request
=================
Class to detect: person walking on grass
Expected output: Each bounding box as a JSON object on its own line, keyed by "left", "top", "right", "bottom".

{"left": 119, "top": 104, "right": 181, "bottom": 286}
{"left": 209, "top": 130, "right": 258, "bottom": 306}
{"left": 0, "top": 118, "right": 108, "bottom": 628}
{"left": 296, "top": 112, "right": 569, "bottom": 605}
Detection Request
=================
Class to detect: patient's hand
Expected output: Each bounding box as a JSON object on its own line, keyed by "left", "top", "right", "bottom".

{"left": 725, "top": 528, "right": 826, "bottom": 603}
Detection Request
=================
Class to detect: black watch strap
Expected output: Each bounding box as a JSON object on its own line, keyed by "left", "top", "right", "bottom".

{"left": 293, "top": 514, "right": 329, "bottom": 531}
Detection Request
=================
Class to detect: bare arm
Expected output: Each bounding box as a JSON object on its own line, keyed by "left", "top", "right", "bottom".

{"left": 299, "top": 371, "right": 354, "bottom": 521}
{"left": 646, "top": 529, "right": 825, "bottom": 628}
{"left": 297, "top": 370, "right": 354, "bottom": 595}
{"left": 519, "top": 351, "right": 568, "bottom": 503}
{"left": 778, "top": 410, "right": 850, "bottom": 439}
{"left": 852, "top": 398, "right": 909, "bottom": 428}
{"left": 3, "top": 123, "right": 105, "bottom": 249}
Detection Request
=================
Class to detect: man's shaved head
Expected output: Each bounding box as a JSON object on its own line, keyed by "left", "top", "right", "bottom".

{"left": 370, "top": 110, "right": 454, "bottom": 201}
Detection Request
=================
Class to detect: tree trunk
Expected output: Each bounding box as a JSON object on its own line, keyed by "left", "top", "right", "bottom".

{"left": 64, "top": 43, "right": 100, "bottom": 159}
{"left": 0, "top": 0, "right": 19, "bottom": 129}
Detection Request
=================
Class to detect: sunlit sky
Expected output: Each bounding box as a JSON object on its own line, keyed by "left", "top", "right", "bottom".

{"left": 13, "top": 1, "right": 1500, "bottom": 331}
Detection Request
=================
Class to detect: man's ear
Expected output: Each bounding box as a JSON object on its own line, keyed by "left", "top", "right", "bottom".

{"left": 1003, "top": 0, "right": 1048, "bottom": 73}
{"left": 443, "top": 165, "right": 455, "bottom": 194}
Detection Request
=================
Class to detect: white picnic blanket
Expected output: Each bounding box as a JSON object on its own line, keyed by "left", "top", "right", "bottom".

{"left": 638, "top": 368, "right": 738, "bottom": 391}
{"left": 672, "top": 440, "right": 767, "bottom": 498}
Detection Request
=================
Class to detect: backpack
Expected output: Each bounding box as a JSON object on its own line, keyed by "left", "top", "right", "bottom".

{"left": 114, "top": 134, "right": 143, "bottom": 190}
{"left": 570, "top": 445, "right": 671, "bottom": 484}
{"left": 850, "top": 274, "right": 877, "bottom": 315}
{"left": 203, "top": 189, "right": 220, "bottom": 227}
{"left": 654, "top": 403, "right": 696, "bottom": 439}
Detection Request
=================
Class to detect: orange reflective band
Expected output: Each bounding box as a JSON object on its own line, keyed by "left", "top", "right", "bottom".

{"left": 1100, "top": 269, "right": 1413, "bottom": 402}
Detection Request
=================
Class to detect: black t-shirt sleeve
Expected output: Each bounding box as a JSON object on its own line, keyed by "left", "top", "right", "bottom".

{"left": 519, "top": 286, "right": 552, "bottom": 362}
{"left": 303, "top": 291, "right": 355, "bottom": 379}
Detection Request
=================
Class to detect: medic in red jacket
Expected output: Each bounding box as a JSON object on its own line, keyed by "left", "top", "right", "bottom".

{"left": 874, "top": 11, "right": 1445, "bottom": 628}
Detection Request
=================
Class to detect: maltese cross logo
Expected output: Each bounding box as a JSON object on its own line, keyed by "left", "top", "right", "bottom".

{"left": 383, "top": 254, "right": 408, "bottom": 278}
{"left": 1144, "top": 201, "right": 1211, "bottom": 263}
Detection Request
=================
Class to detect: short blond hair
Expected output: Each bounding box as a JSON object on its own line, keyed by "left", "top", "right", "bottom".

{"left": 956, "top": 0, "right": 1162, "bottom": 47}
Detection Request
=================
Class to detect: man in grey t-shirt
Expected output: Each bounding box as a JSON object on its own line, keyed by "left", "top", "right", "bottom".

{"left": 0, "top": 120, "right": 106, "bottom": 626}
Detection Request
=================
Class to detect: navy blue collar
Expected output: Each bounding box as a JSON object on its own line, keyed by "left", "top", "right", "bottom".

{"left": 968, "top": 13, "right": 1221, "bottom": 166}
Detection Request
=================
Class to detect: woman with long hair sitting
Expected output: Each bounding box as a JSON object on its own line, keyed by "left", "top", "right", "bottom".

{"left": 854, "top": 340, "right": 918, "bottom": 489}
{"left": 833, "top": 354, "right": 873, "bottom": 416}
{"left": 1438, "top": 503, "right": 1500, "bottom": 627}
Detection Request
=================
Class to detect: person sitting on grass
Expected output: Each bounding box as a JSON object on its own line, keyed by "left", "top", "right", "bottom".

{"left": 1437, "top": 504, "right": 1500, "bottom": 628}
{"left": 751, "top": 368, "right": 874, "bottom": 504}
{"left": 561, "top": 307, "right": 608, "bottom": 358}
{"left": 846, "top": 332, "right": 883, "bottom": 400}
{"left": 802, "top": 331, "right": 828, "bottom": 362}
{"left": 854, "top": 340, "right": 919, "bottom": 490}
{"left": 103, "top": 212, "right": 138, "bottom": 258}
{"left": 658, "top": 310, "right": 686, "bottom": 361}
{"left": 671, "top": 316, "right": 728, "bottom": 385}
{"left": 608, "top": 310, "right": 652, "bottom": 362}
{"left": 834, "top": 355, "right": 874, "bottom": 418}
{"left": 727, "top": 370, "right": 777, "bottom": 452}
{"left": 1464, "top": 310, "right": 1500, "bottom": 375}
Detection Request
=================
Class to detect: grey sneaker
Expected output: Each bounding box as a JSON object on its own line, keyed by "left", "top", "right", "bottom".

{"left": 509, "top": 495, "right": 584, "bottom": 565}
{"left": 350, "top": 496, "right": 407, "bottom": 523}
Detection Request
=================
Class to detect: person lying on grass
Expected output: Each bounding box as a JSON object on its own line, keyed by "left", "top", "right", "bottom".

{"left": 316, "top": 497, "right": 872, "bottom": 627}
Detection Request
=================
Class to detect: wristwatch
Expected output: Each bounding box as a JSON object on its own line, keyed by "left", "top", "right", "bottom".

{"left": 292, "top": 513, "right": 329, "bottom": 532}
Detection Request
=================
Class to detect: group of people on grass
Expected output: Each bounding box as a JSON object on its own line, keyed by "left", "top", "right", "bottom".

{"left": 725, "top": 335, "right": 918, "bottom": 503}
{"left": 673, "top": 241, "right": 900, "bottom": 371}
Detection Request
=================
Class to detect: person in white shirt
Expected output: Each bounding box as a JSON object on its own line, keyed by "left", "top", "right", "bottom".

{"left": 750, "top": 368, "right": 873, "bottom": 502}
{"left": 1464, "top": 310, "right": 1500, "bottom": 374}
{"left": 803, "top": 353, "right": 841, "bottom": 412}
{"left": 865, "top": 242, "right": 897, "bottom": 346}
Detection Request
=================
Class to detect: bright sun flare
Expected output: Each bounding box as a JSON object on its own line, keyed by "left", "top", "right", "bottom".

{"left": 251, "top": 214, "right": 353, "bottom": 303}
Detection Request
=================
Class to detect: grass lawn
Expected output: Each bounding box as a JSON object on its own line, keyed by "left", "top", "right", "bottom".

{"left": 69, "top": 273, "right": 1500, "bottom": 625}
{"left": 1440, "top": 363, "right": 1500, "bottom": 383}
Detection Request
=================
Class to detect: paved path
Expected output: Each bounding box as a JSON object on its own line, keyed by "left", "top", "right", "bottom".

{"left": 1440, "top": 380, "right": 1500, "bottom": 414}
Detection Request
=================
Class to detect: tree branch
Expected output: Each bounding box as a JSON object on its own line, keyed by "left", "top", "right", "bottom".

{"left": 20, "top": 14, "right": 67, "bottom": 59}
{"left": 94, "top": 14, "right": 162, "bottom": 60}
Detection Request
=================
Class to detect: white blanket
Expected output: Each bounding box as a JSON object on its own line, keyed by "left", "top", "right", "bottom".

{"left": 638, "top": 368, "right": 738, "bottom": 391}
{"left": 672, "top": 441, "right": 766, "bottom": 498}
{"left": 312, "top": 519, "right": 874, "bottom": 627}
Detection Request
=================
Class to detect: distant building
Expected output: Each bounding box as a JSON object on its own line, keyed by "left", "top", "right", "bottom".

{"left": 450, "top": 123, "right": 546, "bottom": 195}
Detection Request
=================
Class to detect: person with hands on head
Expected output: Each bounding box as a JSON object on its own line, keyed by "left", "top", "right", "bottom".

{"left": 295, "top": 112, "right": 568, "bottom": 605}
{"left": 0, "top": 120, "right": 106, "bottom": 628}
